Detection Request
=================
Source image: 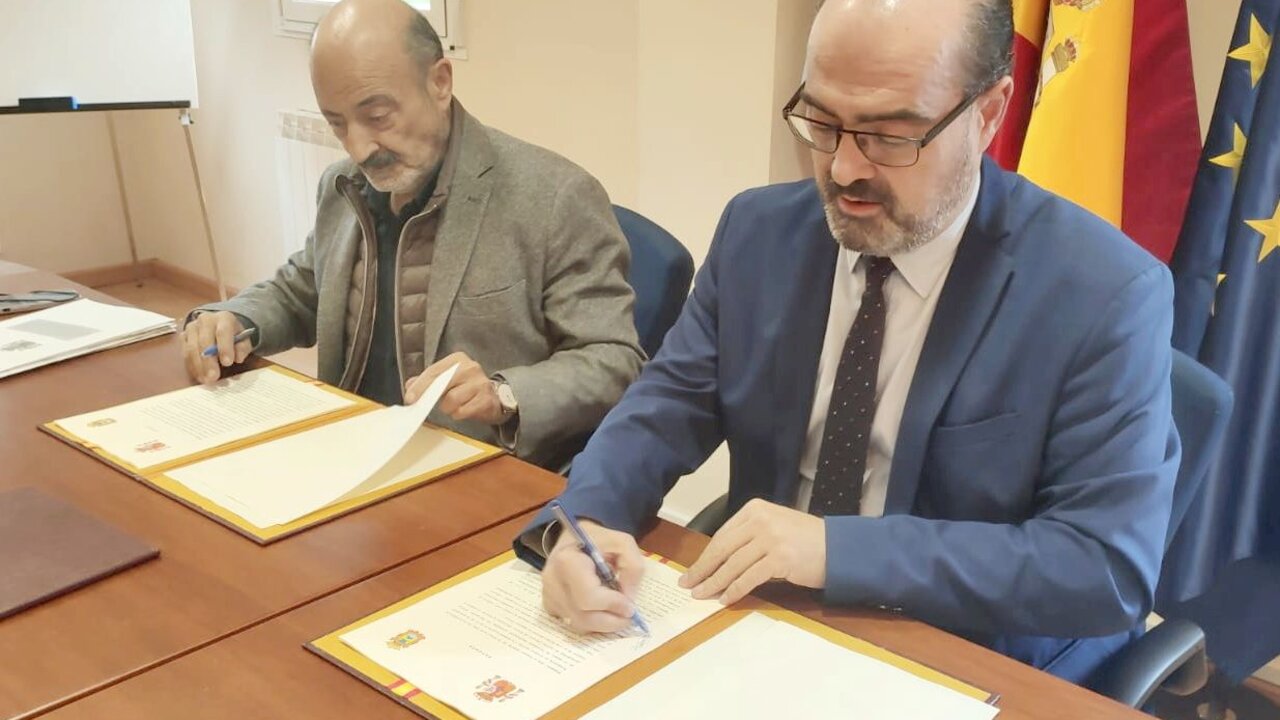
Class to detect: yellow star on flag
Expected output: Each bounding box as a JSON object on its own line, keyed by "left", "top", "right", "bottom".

{"left": 1246, "top": 199, "right": 1280, "bottom": 262}
{"left": 1229, "top": 14, "right": 1273, "bottom": 87}
{"left": 1210, "top": 124, "right": 1248, "bottom": 180}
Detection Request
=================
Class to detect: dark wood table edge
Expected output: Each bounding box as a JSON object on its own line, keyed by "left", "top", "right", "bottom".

{"left": 13, "top": 486, "right": 556, "bottom": 720}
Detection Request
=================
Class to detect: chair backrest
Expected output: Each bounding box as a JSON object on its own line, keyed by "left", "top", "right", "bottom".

{"left": 1086, "top": 351, "right": 1231, "bottom": 707}
{"left": 613, "top": 205, "right": 695, "bottom": 358}
{"left": 1166, "top": 349, "right": 1234, "bottom": 548}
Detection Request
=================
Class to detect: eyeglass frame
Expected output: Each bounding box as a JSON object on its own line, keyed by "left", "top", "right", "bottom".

{"left": 781, "top": 82, "right": 988, "bottom": 167}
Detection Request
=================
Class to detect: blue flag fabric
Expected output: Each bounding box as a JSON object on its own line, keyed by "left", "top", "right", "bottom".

{"left": 1161, "top": 0, "right": 1280, "bottom": 684}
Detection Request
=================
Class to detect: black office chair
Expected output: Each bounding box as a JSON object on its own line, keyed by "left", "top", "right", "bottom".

{"left": 613, "top": 205, "right": 695, "bottom": 359}
{"left": 1086, "top": 350, "right": 1232, "bottom": 708}
{"left": 687, "top": 350, "right": 1234, "bottom": 710}
{"left": 555, "top": 207, "right": 694, "bottom": 475}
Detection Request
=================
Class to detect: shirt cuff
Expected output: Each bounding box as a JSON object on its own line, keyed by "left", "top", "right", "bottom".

{"left": 497, "top": 413, "right": 520, "bottom": 452}
{"left": 490, "top": 372, "right": 519, "bottom": 451}
{"left": 516, "top": 520, "right": 562, "bottom": 561}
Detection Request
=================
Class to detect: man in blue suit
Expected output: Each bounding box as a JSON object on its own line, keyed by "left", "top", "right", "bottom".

{"left": 517, "top": 0, "right": 1179, "bottom": 684}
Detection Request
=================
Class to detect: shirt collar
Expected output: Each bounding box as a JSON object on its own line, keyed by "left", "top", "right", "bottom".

{"left": 842, "top": 171, "right": 981, "bottom": 299}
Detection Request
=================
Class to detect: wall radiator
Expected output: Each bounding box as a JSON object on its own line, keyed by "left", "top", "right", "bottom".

{"left": 274, "top": 110, "right": 347, "bottom": 258}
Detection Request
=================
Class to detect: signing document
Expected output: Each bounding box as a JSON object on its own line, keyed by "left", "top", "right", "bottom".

{"left": 339, "top": 556, "right": 722, "bottom": 720}
{"left": 316, "top": 550, "right": 1000, "bottom": 719}
{"left": 53, "top": 367, "right": 358, "bottom": 469}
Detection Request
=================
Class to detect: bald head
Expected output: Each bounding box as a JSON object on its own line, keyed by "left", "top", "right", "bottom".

{"left": 313, "top": 0, "right": 442, "bottom": 80}
{"left": 311, "top": 0, "right": 454, "bottom": 210}
{"left": 807, "top": 0, "right": 1011, "bottom": 96}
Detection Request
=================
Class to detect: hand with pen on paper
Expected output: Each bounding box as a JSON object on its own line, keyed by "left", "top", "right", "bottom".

{"left": 181, "top": 311, "right": 256, "bottom": 384}
{"left": 542, "top": 498, "right": 827, "bottom": 634}
{"left": 542, "top": 517, "right": 648, "bottom": 635}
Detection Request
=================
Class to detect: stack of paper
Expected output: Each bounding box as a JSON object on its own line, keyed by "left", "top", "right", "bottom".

{"left": 0, "top": 298, "right": 175, "bottom": 379}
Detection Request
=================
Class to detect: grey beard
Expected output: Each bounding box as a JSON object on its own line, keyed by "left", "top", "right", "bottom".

{"left": 821, "top": 150, "right": 977, "bottom": 256}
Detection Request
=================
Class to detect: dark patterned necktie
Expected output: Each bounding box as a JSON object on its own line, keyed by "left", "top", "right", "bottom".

{"left": 809, "top": 256, "right": 895, "bottom": 517}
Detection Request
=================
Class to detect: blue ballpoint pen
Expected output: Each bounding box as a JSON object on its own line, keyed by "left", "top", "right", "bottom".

{"left": 201, "top": 328, "right": 256, "bottom": 358}
{"left": 549, "top": 501, "right": 651, "bottom": 637}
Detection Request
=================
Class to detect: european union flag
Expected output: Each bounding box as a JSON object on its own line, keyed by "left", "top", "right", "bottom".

{"left": 1161, "top": 0, "right": 1280, "bottom": 684}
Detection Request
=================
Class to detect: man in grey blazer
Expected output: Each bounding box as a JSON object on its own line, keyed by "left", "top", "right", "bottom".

{"left": 182, "top": 0, "right": 644, "bottom": 469}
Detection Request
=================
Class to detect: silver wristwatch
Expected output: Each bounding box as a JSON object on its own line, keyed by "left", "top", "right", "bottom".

{"left": 492, "top": 379, "right": 518, "bottom": 417}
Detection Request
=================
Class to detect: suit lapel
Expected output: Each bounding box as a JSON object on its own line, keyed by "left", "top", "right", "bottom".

{"left": 885, "top": 160, "right": 1015, "bottom": 514}
{"left": 772, "top": 196, "right": 839, "bottom": 505}
{"left": 421, "top": 106, "right": 496, "bottom": 365}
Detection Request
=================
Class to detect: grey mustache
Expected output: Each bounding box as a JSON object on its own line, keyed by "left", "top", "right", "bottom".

{"left": 361, "top": 151, "right": 399, "bottom": 171}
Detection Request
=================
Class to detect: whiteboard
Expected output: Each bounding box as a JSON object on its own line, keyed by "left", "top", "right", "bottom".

{"left": 0, "top": 0, "right": 198, "bottom": 109}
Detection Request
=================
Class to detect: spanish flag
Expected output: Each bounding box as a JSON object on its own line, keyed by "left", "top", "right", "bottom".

{"left": 990, "top": 0, "right": 1202, "bottom": 262}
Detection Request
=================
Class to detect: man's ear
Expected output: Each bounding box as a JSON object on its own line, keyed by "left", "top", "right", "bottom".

{"left": 430, "top": 57, "right": 454, "bottom": 105}
{"left": 976, "top": 75, "right": 1014, "bottom": 153}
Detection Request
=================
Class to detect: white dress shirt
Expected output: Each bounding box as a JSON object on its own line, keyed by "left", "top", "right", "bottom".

{"left": 796, "top": 179, "right": 981, "bottom": 517}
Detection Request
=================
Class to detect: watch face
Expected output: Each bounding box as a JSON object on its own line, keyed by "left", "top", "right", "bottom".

{"left": 497, "top": 383, "right": 517, "bottom": 411}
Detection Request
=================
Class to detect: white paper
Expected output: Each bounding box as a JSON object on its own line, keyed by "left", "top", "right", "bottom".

{"left": 340, "top": 557, "right": 723, "bottom": 720}
{"left": 175, "top": 421, "right": 483, "bottom": 527}
{"left": 54, "top": 367, "right": 356, "bottom": 469}
{"left": 0, "top": 298, "right": 175, "bottom": 379}
{"left": 166, "top": 364, "right": 460, "bottom": 527}
{"left": 583, "top": 612, "right": 1000, "bottom": 720}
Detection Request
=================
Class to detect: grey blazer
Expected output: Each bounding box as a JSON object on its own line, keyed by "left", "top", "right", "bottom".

{"left": 199, "top": 104, "right": 645, "bottom": 468}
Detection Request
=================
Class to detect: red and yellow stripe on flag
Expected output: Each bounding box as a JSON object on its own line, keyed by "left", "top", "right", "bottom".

{"left": 385, "top": 677, "right": 424, "bottom": 700}
{"left": 989, "top": 0, "right": 1050, "bottom": 169}
{"left": 1122, "top": 0, "right": 1201, "bottom": 262}
{"left": 989, "top": 0, "right": 1200, "bottom": 262}
{"left": 1020, "top": 0, "right": 1135, "bottom": 233}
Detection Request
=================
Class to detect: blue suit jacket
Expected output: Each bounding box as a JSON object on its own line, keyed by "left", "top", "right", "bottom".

{"left": 519, "top": 158, "right": 1180, "bottom": 684}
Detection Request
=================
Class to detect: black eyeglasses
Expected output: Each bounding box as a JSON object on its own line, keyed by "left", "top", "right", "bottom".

{"left": 782, "top": 83, "right": 985, "bottom": 168}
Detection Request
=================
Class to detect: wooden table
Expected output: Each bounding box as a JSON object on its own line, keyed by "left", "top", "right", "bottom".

{"left": 0, "top": 268, "right": 564, "bottom": 719}
{"left": 40, "top": 517, "right": 1149, "bottom": 720}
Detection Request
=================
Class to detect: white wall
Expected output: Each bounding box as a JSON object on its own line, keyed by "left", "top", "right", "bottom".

{"left": 635, "top": 0, "right": 778, "bottom": 258}
{"left": 449, "top": 1, "right": 640, "bottom": 209}
{"left": 0, "top": 113, "right": 135, "bottom": 272}
{"left": 1187, "top": 0, "right": 1243, "bottom": 138}
{"left": 771, "top": 0, "right": 815, "bottom": 184}
{"left": 120, "top": 0, "right": 322, "bottom": 287}
{"left": 637, "top": 0, "right": 818, "bottom": 523}
{"left": 112, "top": 109, "right": 212, "bottom": 276}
